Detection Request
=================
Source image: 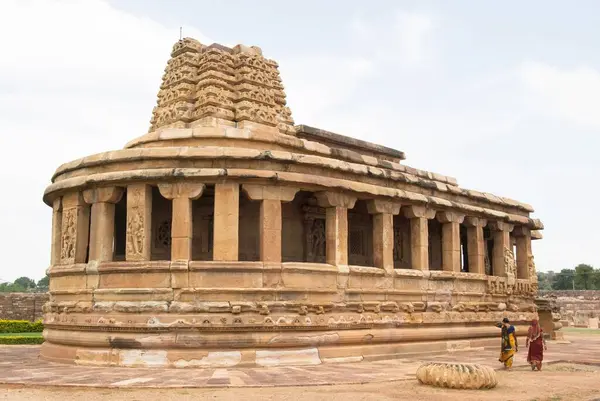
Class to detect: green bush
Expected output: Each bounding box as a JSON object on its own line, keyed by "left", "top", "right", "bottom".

{"left": 0, "top": 320, "right": 44, "bottom": 333}
{"left": 0, "top": 335, "right": 44, "bottom": 345}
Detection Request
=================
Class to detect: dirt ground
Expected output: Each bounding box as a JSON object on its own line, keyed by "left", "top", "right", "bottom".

{"left": 1, "top": 363, "right": 599, "bottom": 401}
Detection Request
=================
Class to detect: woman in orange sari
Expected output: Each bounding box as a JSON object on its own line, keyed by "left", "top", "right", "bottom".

{"left": 495, "top": 317, "right": 518, "bottom": 370}
{"left": 526, "top": 319, "right": 547, "bottom": 371}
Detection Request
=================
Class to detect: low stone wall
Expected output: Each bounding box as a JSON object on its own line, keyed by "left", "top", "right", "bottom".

{"left": 540, "top": 290, "right": 600, "bottom": 328}
{"left": 0, "top": 293, "right": 49, "bottom": 321}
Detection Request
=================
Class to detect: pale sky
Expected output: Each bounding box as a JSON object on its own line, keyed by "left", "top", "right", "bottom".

{"left": 1, "top": 0, "right": 598, "bottom": 282}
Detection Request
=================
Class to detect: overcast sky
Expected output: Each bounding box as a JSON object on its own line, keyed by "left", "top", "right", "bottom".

{"left": 1, "top": 0, "right": 599, "bottom": 282}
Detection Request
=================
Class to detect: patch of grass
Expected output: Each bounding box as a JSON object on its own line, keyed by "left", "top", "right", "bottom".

{"left": 0, "top": 335, "right": 44, "bottom": 345}
{"left": 0, "top": 332, "right": 43, "bottom": 337}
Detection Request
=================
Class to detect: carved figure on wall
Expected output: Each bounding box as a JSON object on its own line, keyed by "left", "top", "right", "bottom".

{"left": 309, "top": 219, "right": 326, "bottom": 263}
{"left": 60, "top": 208, "right": 76, "bottom": 262}
{"left": 504, "top": 247, "right": 517, "bottom": 293}
{"left": 126, "top": 208, "right": 145, "bottom": 256}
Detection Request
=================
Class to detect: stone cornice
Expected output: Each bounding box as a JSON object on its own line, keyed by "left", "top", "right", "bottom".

{"left": 49, "top": 145, "right": 535, "bottom": 216}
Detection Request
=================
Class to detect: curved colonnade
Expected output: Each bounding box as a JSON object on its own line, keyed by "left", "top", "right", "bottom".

{"left": 41, "top": 120, "right": 542, "bottom": 367}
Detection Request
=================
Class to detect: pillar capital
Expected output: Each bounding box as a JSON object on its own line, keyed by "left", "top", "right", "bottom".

{"left": 242, "top": 184, "right": 299, "bottom": 202}
{"left": 83, "top": 187, "right": 124, "bottom": 204}
{"left": 488, "top": 220, "right": 514, "bottom": 232}
{"left": 402, "top": 205, "right": 436, "bottom": 219}
{"left": 52, "top": 197, "right": 62, "bottom": 212}
{"left": 463, "top": 216, "right": 487, "bottom": 228}
{"left": 512, "top": 225, "right": 531, "bottom": 237}
{"left": 366, "top": 199, "right": 401, "bottom": 215}
{"left": 62, "top": 192, "right": 85, "bottom": 208}
{"left": 315, "top": 191, "right": 357, "bottom": 209}
{"left": 436, "top": 211, "right": 465, "bottom": 224}
{"left": 158, "top": 182, "right": 205, "bottom": 200}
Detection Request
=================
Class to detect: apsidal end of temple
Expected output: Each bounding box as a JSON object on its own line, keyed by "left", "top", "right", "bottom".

{"left": 150, "top": 38, "right": 294, "bottom": 135}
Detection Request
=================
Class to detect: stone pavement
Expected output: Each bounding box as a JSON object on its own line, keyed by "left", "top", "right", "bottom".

{"left": 0, "top": 334, "right": 599, "bottom": 388}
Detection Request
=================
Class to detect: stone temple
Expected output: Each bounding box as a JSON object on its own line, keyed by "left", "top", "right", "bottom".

{"left": 41, "top": 38, "right": 544, "bottom": 367}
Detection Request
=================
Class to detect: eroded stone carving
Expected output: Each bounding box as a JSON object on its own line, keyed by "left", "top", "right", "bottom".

{"left": 126, "top": 208, "right": 145, "bottom": 257}
{"left": 416, "top": 363, "right": 498, "bottom": 389}
{"left": 60, "top": 208, "right": 76, "bottom": 263}
{"left": 306, "top": 218, "right": 326, "bottom": 263}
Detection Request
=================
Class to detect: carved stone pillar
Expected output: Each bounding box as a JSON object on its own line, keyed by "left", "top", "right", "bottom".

{"left": 213, "top": 182, "right": 240, "bottom": 261}
{"left": 83, "top": 187, "right": 124, "bottom": 262}
{"left": 60, "top": 192, "right": 90, "bottom": 265}
{"left": 367, "top": 199, "right": 401, "bottom": 273}
{"left": 158, "top": 183, "right": 205, "bottom": 261}
{"left": 126, "top": 184, "right": 153, "bottom": 261}
{"left": 50, "top": 198, "right": 62, "bottom": 266}
{"left": 242, "top": 185, "right": 299, "bottom": 264}
{"left": 489, "top": 221, "right": 514, "bottom": 277}
{"left": 315, "top": 192, "right": 357, "bottom": 266}
{"left": 437, "top": 211, "right": 465, "bottom": 273}
{"left": 464, "top": 217, "right": 487, "bottom": 275}
{"left": 402, "top": 205, "right": 436, "bottom": 270}
{"left": 513, "top": 226, "right": 531, "bottom": 280}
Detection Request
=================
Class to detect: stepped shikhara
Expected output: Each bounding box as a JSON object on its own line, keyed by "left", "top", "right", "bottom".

{"left": 149, "top": 38, "right": 294, "bottom": 134}
{"left": 41, "top": 38, "right": 543, "bottom": 368}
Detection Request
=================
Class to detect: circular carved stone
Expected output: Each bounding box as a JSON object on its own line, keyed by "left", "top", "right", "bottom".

{"left": 416, "top": 362, "right": 498, "bottom": 390}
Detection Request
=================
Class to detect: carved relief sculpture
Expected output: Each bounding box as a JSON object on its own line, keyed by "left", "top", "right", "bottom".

{"left": 126, "top": 208, "right": 145, "bottom": 257}
{"left": 60, "top": 208, "right": 76, "bottom": 263}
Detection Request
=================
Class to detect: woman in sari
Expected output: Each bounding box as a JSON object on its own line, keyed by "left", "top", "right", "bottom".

{"left": 495, "top": 317, "right": 518, "bottom": 370}
{"left": 526, "top": 319, "right": 547, "bottom": 371}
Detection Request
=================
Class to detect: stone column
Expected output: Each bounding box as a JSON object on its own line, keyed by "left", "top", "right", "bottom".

{"left": 315, "top": 192, "right": 357, "bottom": 266}
{"left": 513, "top": 226, "right": 531, "bottom": 279}
{"left": 83, "top": 187, "right": 124, "bottom": 262}
{"left": 437, "top": 211, "right": 465, "bottom": 273}
{"left": 158, "top": 183, "right": 205, "bottom": 261}
{"left": 489, "top": 221, "right": 514, "bottom": 277}
{"left": 213, "top": 182, "right": 240, "bottom": 261}
{"left": 242, "top": 185, "right": 299, "bottom": 264}
{"left": 366, "top": 199, "right": 401, "bottom": 273}
{"left": 60, "top": 192, "right": 90, "bottom": 265}
{"left": 402, "top": 205, "right": 436, "bottom": 270}
{"left": 50, "top": 197, "right": 62, "bottom": 266}
{"left": 126, "top": 184, "right": 153, "bottom": 261}
{"left": 464, "top": 217, "right": 487, "bottom": 275}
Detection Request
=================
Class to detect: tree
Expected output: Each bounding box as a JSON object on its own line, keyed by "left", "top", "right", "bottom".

{"left": 552, "top": 269, "right": 575, "bottom": 290}
{"left": 537, "top": 271, "right": 553, "bottom": 291}
{"left": 13, "top": 276, "right": 36, "bottom": 290}
{"left": 594, "top": 268, "right": 600, "bottom": 290}
{"left": 574, "top": 264, "right": 595, "bottom": 290}
{"left": 0, "top": 282, "right": 26, "bottom": 292}
{"left": 36, "top": 275, "right": 49, "bottom": 290}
